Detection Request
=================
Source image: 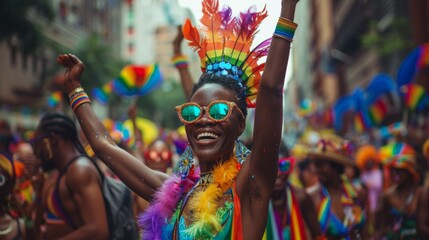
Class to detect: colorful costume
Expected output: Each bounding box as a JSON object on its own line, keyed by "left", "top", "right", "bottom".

{"left": 317, "top": 177, "right": 364, "bottom": 239}
{"left": 265, "top": 184, "right": 306, "bottom": 240}
{"left": 383, "top": 153, "right": 419, "bottom": 240}
{"left": 138, "top": 142, "right": 250, "bottom": 239}
{"left": 138, "top": 0, "right": 273, "bottom": 238}
{"left": 308, "top": 139, "right": 366, "bottom": 240}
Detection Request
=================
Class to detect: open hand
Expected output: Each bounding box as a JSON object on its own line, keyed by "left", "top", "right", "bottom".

{"left": 56, "top": 53, "right": 85, "bottom": 90}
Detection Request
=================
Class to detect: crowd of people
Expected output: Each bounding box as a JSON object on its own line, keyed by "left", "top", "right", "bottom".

{"left": 1, "top": 0, "right": 428, "bottom": 239}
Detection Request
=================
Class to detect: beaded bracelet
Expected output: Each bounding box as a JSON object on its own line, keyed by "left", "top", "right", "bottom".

{"left": 68, "top": 87, "right": 84, "bottom": 98}
{"left": 70, "top": 91, "right": 91, "bottom": 112}
{"left": 273, "top": 17, "right": 298, "bottom": 42}
{"left": 172, "top": 54, "right": 189, "bottom": 69}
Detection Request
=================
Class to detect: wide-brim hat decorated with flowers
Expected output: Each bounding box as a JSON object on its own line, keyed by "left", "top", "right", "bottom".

{"left": 308, "top": 137, "right": 355, "bottom": 167}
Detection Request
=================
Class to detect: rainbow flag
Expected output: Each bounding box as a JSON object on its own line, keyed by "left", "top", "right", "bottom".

{"left": 92, "top": 81, "right": 114, "bottom": 104}
{"left": 354, "top": 113, "right": 372, "bottom": 133}
{"left": 368, "top": 98, "right": 387, "bottom": 125}
{"left": 400, "top": 83, "right": 427, "bottom": 111}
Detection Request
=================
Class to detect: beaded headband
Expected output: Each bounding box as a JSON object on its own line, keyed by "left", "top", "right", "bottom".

{"left": 183, "top": 0, "right": 270, "bottom": 108}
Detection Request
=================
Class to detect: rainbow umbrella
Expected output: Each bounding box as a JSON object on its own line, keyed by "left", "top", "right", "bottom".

{"left": 113, "top": 64, "right": 163, "bottom": 97}
{"left": 399, "top": 83, "right": 428, "bottom": 111}
{"left": 47, "top": 91, "right": 63, "bottom": 108}
{"left": 397, "top": 43, "right": 429, "bottom": 87}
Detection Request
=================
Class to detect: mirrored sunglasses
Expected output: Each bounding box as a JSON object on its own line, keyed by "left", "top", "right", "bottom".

{"left": 175, "top": 100, "right": 244, "bottom": 124}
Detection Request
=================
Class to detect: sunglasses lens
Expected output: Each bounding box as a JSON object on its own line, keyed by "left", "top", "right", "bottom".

{"left": 279, "top": 160, "right": 291, "bottom": 173}
{"left": 181, "top": 105, "right": 201, "bottom": 122}
{"left": 209, "top": 102, "right": 229, "bottom": 120}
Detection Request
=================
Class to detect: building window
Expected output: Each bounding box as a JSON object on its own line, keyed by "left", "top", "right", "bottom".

{"left": 128, "top": 42, "right": 135, "bottom": 54}
{"left": 32, "top": 55, "right": 38, "bottom": 73}
{"left": 10, "top": 45, "right": 17, "bottom": 67}
{"left": 22, "top": 53, "right": 28, "bottom": 70}
{"left": 128, "top": 25, "right": 134, "bottom": 35}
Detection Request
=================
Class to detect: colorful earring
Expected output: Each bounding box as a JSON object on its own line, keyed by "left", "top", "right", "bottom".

{"left": 177, "top": 144, "right": 194, "bottom": 180}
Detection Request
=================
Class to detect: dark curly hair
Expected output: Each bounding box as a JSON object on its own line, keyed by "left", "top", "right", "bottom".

{"left": 189, "top": 73, "right": 248, "bottom": 117}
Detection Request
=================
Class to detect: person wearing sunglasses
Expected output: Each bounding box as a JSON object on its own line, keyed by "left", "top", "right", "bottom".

{"left": 266, "top": 144, "right": 323, "bottom": 240}
{"left": 56, "top": 0, "right": 299, "bottom": 238}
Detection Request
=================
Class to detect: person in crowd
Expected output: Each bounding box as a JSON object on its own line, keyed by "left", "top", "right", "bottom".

{"left": 355, "top": 145, "right": 383, "bottom": 236}
{"left": 0, "top": 152, "right": 26, "bottom": 240}
{"left": 143, "top": 138, "right": 174, "bottom": 174}
{"left": 0, "top": 120, "right": 14, "bottom": 156}
{"left": 56, "top": 0, "right": 300, "bottom": 238}
{"left": 308, "top": 138, "right": 367, "bottom": 239}
{"left": 267, "top": 143, "right": 323, "bottom": 239}
{"left": 417, "top": 138, "right": 429, "bottom": 237}
{"left": 31, "top": 112, "right": 109, "bottom": 239}
{"left": 12, "top": 142, "right": 39, "bottom": 238}
{"left": 297, "top": 158, "right": 320, "bottom": 195}
{"left": 377, "top": 143, "right": 422, "bottom": 239}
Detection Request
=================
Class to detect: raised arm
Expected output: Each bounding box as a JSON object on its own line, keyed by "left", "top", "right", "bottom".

{"left": 172, "top": 25, "right": 195, "bottom": 98}
{"left": 56, "top": 54, "right": 167, "bottom": 201}
{"left": 238, "top": 0, "right": 299, "bottom": 200}
{"left": 236, "top": 0, "right": 299, "bottom": 236}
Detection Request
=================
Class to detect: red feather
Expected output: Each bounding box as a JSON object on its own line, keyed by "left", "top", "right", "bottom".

{"left": 183, "top": 19, "right": 207, "bottom": 62}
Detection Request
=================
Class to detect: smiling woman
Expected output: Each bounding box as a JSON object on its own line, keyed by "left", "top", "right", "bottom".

{"left": 56, "top": 0, "right": 299, "bottom": 239}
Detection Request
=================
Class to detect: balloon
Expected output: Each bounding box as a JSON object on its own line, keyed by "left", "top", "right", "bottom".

{"left": 397, "top": 43, "right": 429, "bottom": 87}
{"left": 365, "top": 73, "right": 396, "bottom": 105}
{"left": 332, "top": 95, "right": 356, "bottom": 131}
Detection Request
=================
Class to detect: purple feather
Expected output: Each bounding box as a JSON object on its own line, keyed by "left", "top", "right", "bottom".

{"left": 138, "top": 171, "right": 199, "bottom": 239}
{"left": 220, "top": 7, "right": 232, "bottom": 28}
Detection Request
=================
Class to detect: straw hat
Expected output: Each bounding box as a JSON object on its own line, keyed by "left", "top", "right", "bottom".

{"left": 308, "top": 138, "right": 355, "bottom": 167}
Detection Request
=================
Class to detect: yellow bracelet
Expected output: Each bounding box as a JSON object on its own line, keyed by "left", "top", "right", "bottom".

{"left": 68, "top": 87, "right": 84, "bottom": 99}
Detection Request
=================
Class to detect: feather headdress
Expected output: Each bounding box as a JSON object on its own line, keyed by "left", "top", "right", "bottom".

{"left": 183, "top": 0, "right": 270, "bottom": 108}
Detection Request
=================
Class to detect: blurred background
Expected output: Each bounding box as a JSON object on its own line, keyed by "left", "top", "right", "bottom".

{"left": 0, "top": 0, "right": 428, "bottom": 149}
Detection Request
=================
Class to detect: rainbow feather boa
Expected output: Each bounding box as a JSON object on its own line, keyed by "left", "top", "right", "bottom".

{"left": 138, "top": 156, "right": 240, "bottom": 239}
